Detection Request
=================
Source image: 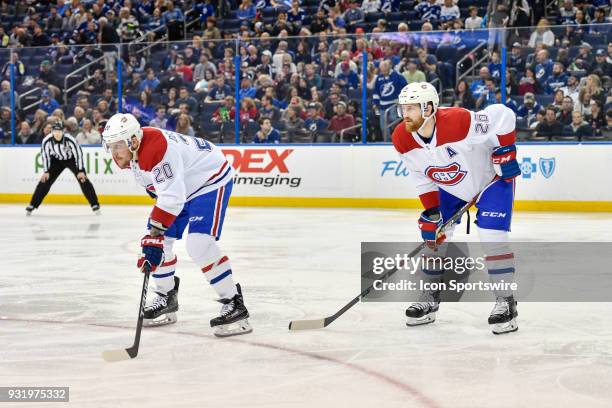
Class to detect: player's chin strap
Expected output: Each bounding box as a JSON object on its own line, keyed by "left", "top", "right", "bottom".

{"left": 417, "top": 102, "right": 436, "bottom": 135}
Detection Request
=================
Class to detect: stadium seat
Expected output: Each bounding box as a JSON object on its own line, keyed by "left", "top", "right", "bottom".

{"left": 535, "top": 95, "right": 554, "bottom": 106}
{"left": 584, "top": 33, "right": 607, "bottom": 46}
{"left": 404, "top": 10, "right": 418, "bottom": 21}
{"left": 388, "top": 12, "right": 404, "bottom": 22}
{"left": 400, "top": 1, "right": 415, "bottom": 11}
{"left": 365, "top": 12, "right": 384, "bottom": 23}
{"left": 262, "top": 8, "right": 276, "bottom": 18}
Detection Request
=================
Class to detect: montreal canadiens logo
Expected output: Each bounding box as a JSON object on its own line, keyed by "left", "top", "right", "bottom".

{"left": 425, "top": 162, "right": 467, "bottom": 185}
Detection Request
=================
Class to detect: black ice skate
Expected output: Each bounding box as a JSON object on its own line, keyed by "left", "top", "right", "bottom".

{"left": 91, "top": 204, "right": 101, "bottom": 215}
{"left": 488, "top": 295, "right": 518, "bottom": 335}
{"left": 25, "top": 205, "right": 34, "bottom": 216}
{"left": 144, "top": 276, "right": 179, "bottom": 327}
{"left": 210, "top": 284, "right": 252, "bottom": 337}
{"left": 406, "top": 302, "right": 440, "bottom": 326}
{"left": 406, "top": 287, "right": 441, "bottom": 327}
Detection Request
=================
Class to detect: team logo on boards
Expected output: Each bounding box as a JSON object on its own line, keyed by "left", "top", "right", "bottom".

{"left": 539, "top": 158, "right": 555, "bottom": 179}
{"left": 424, "top": 162, "right": 467, "bottom": 185}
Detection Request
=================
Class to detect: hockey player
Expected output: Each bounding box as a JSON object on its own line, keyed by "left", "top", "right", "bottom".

{"left": 101, "top": 113, "right": 251, "bottom": 337}
{"left": 392, "top": 82, "right": 521, "bottom": 334}
{"left": 26, "top": 120, "right": 100, "bottom": 215}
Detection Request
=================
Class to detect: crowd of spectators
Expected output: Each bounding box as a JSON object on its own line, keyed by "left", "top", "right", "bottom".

{"left": 0, "top": 0, "right": 611, "bottom": 144}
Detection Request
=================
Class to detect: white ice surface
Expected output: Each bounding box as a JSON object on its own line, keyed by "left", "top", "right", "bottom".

{"left": 2, "top": 204, "right": 612, "bottom": 408}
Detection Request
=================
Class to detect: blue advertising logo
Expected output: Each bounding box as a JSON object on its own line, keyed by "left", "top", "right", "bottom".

{"left": 539, "top": 158, "right": 556, "bottom": 178}
{"left": 519, "top": 156, "right": 556, "bottom": 179}
{"left": 381, "top": 160, "right": 410, "bottom": 177}
{"left": 520, "top": 157, "right": 537, "bottom": 179}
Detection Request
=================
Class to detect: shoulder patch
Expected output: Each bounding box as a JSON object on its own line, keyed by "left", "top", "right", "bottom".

{"left": 138, "top": 127, "right": 168, "bottom": 172}
{"left": 391, "top": 122, "right": 420, "bottom": 154}
{"left": 435, "top": 108, "right": 471, "bottom": 147}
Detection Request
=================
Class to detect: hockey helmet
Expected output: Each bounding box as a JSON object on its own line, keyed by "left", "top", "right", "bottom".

{"left": 102, "top": 113, "right": 143, "bottom": 152}
{"left": 52, "top": 119, "right": 64, "bottom": 131}
{"left": 397, "top": 82, "right": 439, "bottom": 118}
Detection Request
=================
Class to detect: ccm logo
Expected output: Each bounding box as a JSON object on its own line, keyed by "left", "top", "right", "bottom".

{"left": 481, "top": 211, "right": 507, "bottom": 218}
{"left": 222, "top": 149, "right": 293, "bottom": 173}
{"left": 189, "top": 216, "right": 204, "bottom": 222}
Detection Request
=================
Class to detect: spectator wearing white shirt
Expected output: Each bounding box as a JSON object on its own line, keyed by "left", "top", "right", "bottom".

{"left": 361, "top": 0, "right": 381, "bottom": 13}
{"left": 76, "top": 119, "right": 101, "bottom": 145}
{"left": 465, "top": 6, "right": 483, "bottom": 30}
{"left": 440, "top": 0, "right": 460, "bottom": 22}
{"left": 528, "top": 19, "right": 555, "bottom": 48}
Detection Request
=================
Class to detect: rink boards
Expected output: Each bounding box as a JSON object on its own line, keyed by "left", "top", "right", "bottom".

{"left": 0, "top": 144, "right": 610, "bottom": 211}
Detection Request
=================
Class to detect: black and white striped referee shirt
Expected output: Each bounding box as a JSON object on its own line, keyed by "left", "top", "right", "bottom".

{"left": 40, "top": 133, "right": 85, "bottom": 172}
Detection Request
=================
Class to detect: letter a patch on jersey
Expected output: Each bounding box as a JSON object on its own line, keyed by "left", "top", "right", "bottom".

{"left": 446, "top": 146, "right": 458, "bottom": 159}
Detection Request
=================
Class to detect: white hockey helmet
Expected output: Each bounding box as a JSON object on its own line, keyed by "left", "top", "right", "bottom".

{"left": 397, "top": 82, "right": 439, "bottom": 118}
{"left": 102, "top": 113, "right": 143, "bottom": 152}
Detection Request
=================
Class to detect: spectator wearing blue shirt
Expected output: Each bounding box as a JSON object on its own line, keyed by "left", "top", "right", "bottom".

{"left": 343, "top": 0, "right": 365, "bottom": 31}
{"left": 508, "top": 42, "right": 526, "bottom": 73}
{"left": 534, "top": 49, "right": 553, "bottom": 85}
{"left": 287, "top": 0, "right": 306, "bottom": 26}
{"left": 196, "top": 0, "right": 215, "bottom": 24}
{"left": 254, "top": 0, "right": 271, "bottom": 10}
{"left": 380, "top": 0, "right": 400, "bottom": 13}
{"left": 470, "top": 66, "right": 490, "bottom": 100}
{"left": 544, "top": 62, "right": 568, "bottom": 94}
{"left": 516, "top": 92, "right": 542, "bottom": 124}
{"left": 415, "top": 0, "right": 441, "bottom": 22}
{"left": 494, "top": 89, "right": 519, "bottom": 113}
{"left": 590, "top": 7, "right": 609, "bottom": 35}
{"left": 558, "top": 0, "right": 577, "bottom": 25}
{"left": 488, "top": 51, "right": 502, "bottom": 81}
{"left": 237, "top": 0, "right": 257, "bottom": 20}
{"left": 39, "top": 90, "right": 60, "bottom": 115}
{"left": 476, "top": 79, "right": 497, "bottom": 109}
{"left": 328, "top": 7, "right": 346, "bottom": 31}
{"left": 162, "top": 1, "right": 185, "bottom": 41}
{"left": 336, "top": 62, "right": 360, "bottom": 94}
{"left": 304, "top": 102, "right": 329, "bottom": 135}
{"left": 238, "top": 76, "right": 256, "bottom": 99}
{"left": 253, "top": 118, "right": 281, "bottom": 144}
{"left": 205, "top": 76, "right": 232, "bottom": 103}
{"left": 373, "top": 60, "right": 407, "bottom": 140}
{"left": 162, "top": 2, "right": 185, "bottom": 24}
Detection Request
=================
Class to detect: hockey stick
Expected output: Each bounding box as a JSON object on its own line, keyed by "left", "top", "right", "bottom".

{"left": 102, "top": 264, "right": 151, "bottom": 362}
{"left": 288, "top": 181, "right": 496, "bottom": 331}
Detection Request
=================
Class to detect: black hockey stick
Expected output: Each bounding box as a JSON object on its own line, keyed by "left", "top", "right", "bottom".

{"left": 288, "top": 181, "right": 495, "bottom": 331}
{"left": 102, "top": 264, "right": 151, "bottom": 362}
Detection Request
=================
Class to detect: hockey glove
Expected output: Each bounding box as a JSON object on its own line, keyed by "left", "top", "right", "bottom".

{"left": 492, "top": 145, "right": 521, "bottom": 181}
{"left": 137, "top": 234, "right": 164, "bottom": 272}
{"left": 418, "top": 208, "right": 445, "bottom": 248}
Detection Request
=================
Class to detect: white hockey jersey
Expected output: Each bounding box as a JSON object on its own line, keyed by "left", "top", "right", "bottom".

{"left": 391, "top": 104, "right": 516, "bottom": 209}
{"left": 131, "top": 127, "right": 233, "bottom": 229}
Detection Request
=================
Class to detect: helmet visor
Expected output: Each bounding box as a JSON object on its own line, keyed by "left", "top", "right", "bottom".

{"left": 397, "top": 103, "right": 421, "bottom": 118}
{"left": 103, "top": 139, "right": 129, "bottom": 154}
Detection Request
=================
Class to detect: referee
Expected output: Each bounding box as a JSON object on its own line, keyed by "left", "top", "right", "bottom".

{"left": 26, "top": 120, "right": 100, "bottom": 215}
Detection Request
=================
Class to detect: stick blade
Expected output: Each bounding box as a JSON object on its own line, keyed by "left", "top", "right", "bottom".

{"left": 102, "top": 348, "right": 132, "bottom": 362}
{"left": 288, "top": 318, "right": 326, "bottom": 331}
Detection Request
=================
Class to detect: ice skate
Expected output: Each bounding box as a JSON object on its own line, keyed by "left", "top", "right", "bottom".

{"left": 406, "top": 301, "right": 439, "bottom": 326}
{"left": 25, "top": 205, "right": 34, "bottom": 216}
{"left": 144, "top": 276, "right": 179, "bottom": 327}
{"left": 92, "top": 204, "right": 101, "bottom": 215}
{"left": 489, "top": 295, "right": 518, "bottom": 335}
{"left": 211, "top": 284, "right": 252, "bottom": 337}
